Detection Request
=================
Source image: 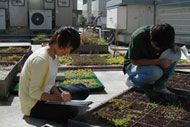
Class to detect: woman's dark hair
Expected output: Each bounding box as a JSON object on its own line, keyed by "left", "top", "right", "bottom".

{"left": 151, "top": 23, "right": 175, "bottom": 49}
{"left": 49, "top": 26, "right": 80, "bottom": 52}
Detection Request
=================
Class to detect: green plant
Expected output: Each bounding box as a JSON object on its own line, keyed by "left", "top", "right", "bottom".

{"left": 0, "top": 46, "right": 25, "bottom": 53}
{"left": 155, "top": 105, "right": 186, "bottom": 120}
{"left": 60, "top": 78, "right": 98, "bottom": 87}
{"left": 106, "top": 56, "right": 124, "bottom": 65}
{"left": 111, "top": 113, "right": 140, "bottom": 127}
{"left": 64, "top": 69, "right": 94, "bottom": 78}
{"left": 33, "top": 34, "right": 49, "bottom": 41}
{"left": 109, "top": 99, "right": 131, "bottom": 110}
{"left": 72, "top": 55, "right": 108, "bottom": 65}
{"left": 80, "top": 29, "right": 106, "bottom": 45}
{"left": 58, "top": 54, "right": 124, "bottom": 66}
{"left": 58, "top": 55, "right": 73, "bottom": 65}
{"left": 139, "top": 101, "right": 158, "bottom": 109}
{"left": 112, "top": 118, "right": 127, "bottom": 126}
{"left": 178, "top": 59, "right": 189, "bottom": 64}
{"left": 0, "top": 55, "right": 22, "bottom": 62}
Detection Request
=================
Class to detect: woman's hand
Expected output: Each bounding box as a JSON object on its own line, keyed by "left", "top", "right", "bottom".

{"left": 60, "top": 91, "right": 71, "bottom": 102}
{"left": 159, "top": 58, "right": 174, "bottom": 68}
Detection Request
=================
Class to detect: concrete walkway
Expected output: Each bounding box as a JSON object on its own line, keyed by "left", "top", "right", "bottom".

{"left": 0, "top": 42, "right": 129, "bottom": 127}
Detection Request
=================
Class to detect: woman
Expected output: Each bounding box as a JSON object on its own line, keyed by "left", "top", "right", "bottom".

{"left": 19, "top": 27, "right": 82, "bottom": 122}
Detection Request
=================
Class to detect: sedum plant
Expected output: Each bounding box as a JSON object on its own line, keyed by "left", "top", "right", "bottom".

{"left": 64, "top": 69, "right": 94, "bottom": 78}
{"left": 0, "top": 55, "right": 22, "bottom": 62}
{"left": 33, "top": 34, "right": 49, "bottom": 41}
{"left": 0, "top": 46, "right": 25, "bottom": 53}
{"left": 178, "top": 59, "right": 189, "bottom": 64}
{"left": 60, "top": 78, "right": 98, "bottom": 88}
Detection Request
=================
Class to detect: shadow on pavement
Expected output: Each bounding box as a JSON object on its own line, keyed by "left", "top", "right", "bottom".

{"left": 0, "top": 95, "right": 15, "bottom": 106}
{"left": 23, "top": 115, "right": 67, "bottom": 127}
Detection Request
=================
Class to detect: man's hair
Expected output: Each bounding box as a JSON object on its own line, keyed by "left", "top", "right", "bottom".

{"left": 49, "top": 26, "right": 80, "bottom": 52}
{"left": 151, "top": 23, "right": 175, "bottom": 49}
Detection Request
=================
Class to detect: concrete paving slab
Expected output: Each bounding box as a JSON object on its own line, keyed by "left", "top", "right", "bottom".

{"left": 86, "top": 70, "right": 129, "bottom": 111}
{"left": 0, "top": 42, "right": 31, "bottom": 46}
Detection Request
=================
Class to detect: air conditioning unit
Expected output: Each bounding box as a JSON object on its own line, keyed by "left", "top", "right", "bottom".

{"left": 0, "top": 9, "right": 6, "bottom": 30}
{"left": 29, "top": 9, "right": 52, "bottom": 30}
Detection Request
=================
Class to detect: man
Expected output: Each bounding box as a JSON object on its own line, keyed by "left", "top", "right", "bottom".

{"left": 123, "top": 23, "right": 181, "bottom": 94}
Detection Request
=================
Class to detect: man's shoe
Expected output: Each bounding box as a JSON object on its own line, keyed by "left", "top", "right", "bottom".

{"left": 154, "top": 88, "right": 175, "bottom": 94}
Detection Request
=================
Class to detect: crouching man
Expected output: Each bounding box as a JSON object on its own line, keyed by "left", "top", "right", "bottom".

{"left": 123, "top": 23, "right": 181, "bottom": 94}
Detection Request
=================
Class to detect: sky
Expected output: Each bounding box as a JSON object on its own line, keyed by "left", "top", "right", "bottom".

{"left": 77, "top": 0, "right": 83, "bottom": 10}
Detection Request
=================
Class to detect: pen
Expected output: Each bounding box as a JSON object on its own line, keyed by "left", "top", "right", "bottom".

{"left": 58, "top": 87, "right": 65, "bottom": 93}
{"left": 58, "top": 88, "right": 72, "bottom": 100}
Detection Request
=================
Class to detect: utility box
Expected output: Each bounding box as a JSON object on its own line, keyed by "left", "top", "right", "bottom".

{"left": 9, "top": 0, "right": 28, "bottom": 27}
{"left": 44, "top": 0, "right": 55, "bottom": 9}
{"left": 106, "top": 6, "right": 127, "bottom": 29}
{"left": 55, "top": 0, "right": 77, "bottom": 27}
{"left": 0, "top": 9, "right": 6, "bottom": 30}
{"left": 107, "top": 5, "right": 153, "bottom": 31}
{"left": 29, "top": 9, "right": 52, "bottom": 30}
{"left": 106, "top": 0, "right": 154, "bottom": 43}
{"left": 0, "top": 0, "right": 8, "bottom": 9}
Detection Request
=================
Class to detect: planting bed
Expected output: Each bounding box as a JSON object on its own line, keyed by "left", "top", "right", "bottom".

{"left": 0, "top": 54, "right": 23, "bottom": 63}
{"left": 82, "top": 89, "right": 190, "bottom": 127}
{"left": 0, "top": 63, "right": 18, "bottom": 97}
{"left": 58, "top": 54, "right": 124, "bottom": 66}
{"left": 0, "top": 48, "right": 31, "bottom": 97}
{"left": 73, "top": 44, "right": 109, "bottom": 54}
{"left": 0, "top": 46, "right": 31, "bottom": 54}
{"left": 167, "top": 72, "right": 190, "bottom": 91}
{"left": 56, "top": 69, "right": 104, "bottom": 92}
{"left": 0, "top": 63, "right": 15, "bottom": 80}
{"left": 58, "top": 54, "right": 190, "bottom": 70}
{"left": 13, "top": 69, "right": 105, "bottom": 93}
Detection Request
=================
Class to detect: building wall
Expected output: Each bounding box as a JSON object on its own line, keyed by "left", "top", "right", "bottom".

{"left": 98, "top": 0, "right": 110, "bottom": 17}
{"left": 91, "top": 0, "right": 98, "bottom": 17}
{"left": 82, "top": 0, "right": 92, "bottom": 23}
{"left": 91, "top": 0, "right": 110, "bottom": 17}
{"left": 156, "top": 0, "right": 190, "bottom": 43}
